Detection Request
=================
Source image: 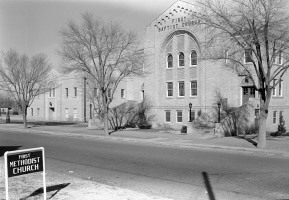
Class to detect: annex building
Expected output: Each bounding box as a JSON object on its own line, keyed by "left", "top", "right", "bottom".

{"left": 29, "top": 0, "right": 289, "bottom": 132}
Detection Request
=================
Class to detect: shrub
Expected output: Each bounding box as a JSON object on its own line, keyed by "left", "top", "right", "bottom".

{"left": 277, "top": 115, "right": 286, "bottom": 134}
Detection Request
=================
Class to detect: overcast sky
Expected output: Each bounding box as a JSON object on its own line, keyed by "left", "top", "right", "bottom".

{"left": 0, "top": 0, "right": 177, "bottom": 67}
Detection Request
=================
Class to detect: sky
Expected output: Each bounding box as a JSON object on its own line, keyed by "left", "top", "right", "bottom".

{"left": 0, "top": 0, "right": 177, "bottom": 68}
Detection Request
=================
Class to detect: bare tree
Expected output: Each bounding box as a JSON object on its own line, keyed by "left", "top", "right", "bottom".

{"left": 0, "top": 49, "right": 52, "bottom": 128}
{"left": 59, "top": 13, "right": 145, "bottom": 135}
{"left": 193, "top": 0, "right": 289, "bottom": 148}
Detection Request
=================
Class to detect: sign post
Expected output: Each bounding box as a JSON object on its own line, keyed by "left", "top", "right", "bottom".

{"left": 4, "top": 147, "right": 46, "bottom": 199}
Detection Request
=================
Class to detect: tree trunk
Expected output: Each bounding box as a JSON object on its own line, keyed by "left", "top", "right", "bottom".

{"left": 102, "top": 92, "right": 109, "bottom": 135}
{"left": 257, "top": 100, "right": 268, "bottom": 149}
{"left": 23, "top": 107, "right": 28, "bottom": 128}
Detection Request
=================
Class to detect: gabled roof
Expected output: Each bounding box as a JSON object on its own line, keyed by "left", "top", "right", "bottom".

{"left": 146, "top": 0, "right": 197, "bottom": 28}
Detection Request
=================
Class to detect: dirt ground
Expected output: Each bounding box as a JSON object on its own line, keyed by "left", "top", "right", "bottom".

{"left": 0, "top": 158, "right": 172, "bottom": 200}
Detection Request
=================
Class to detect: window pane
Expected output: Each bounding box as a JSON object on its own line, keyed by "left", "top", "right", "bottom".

{"left": 165, "top": 111, "right": 171, "bottom": 122}
{"left": 177, "top": 111, "right": 182, "bottom": 122}
{"left": 243, "top": 88, "right": 248, "bottom": 95}
{"left": 191, "top": 81, "right": 197, "bottom": 96}
{"left": 167, "top": 54, "right": 173, "bottom": 68}
{"left": 245, "top": 49, "right": 252, "bottom": 63}
{"left": 167, "top": 82, "right": 173, "bottom": 96}
{"left": 179, "top": 82, "right": 185, "bottom": 96}
{"left": 191, "top": 51, "right": 197, "bottom": 65}
{"left": 179, "top": 52, "right": 184, "bottom": 66}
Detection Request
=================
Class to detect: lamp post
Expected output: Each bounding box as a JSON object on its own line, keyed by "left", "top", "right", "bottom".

{"left": 189, "top": 103, "right": 192, "bottom": 122}
{"left": 217, "top": 102, "right": 221, "bottom": 123}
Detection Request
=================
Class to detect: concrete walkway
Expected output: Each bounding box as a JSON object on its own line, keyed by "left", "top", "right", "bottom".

{"left": 1, "top": 121, "right": 289, "bottom": 157}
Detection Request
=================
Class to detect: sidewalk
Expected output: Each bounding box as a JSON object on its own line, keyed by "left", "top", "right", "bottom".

{"left": 1, "top": 121, "right": 289, "bottom": 156}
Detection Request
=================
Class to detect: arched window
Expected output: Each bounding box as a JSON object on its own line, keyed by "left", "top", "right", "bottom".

{"left": 167, "top": 54, "right": 173, "bottom": 68}
{"left": 179, "top": 52, "right": 184, "bottom": 67}
{"left": 191, "top": 50, "right": 197, "bottom": 65}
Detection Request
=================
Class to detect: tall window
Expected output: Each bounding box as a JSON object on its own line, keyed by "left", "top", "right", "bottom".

{"left": 73, "top": 108, "right": 77, "bottom": 119}
{"left": 178, "top": 52, "right": 184, "bottom": 67}
{"left": 107, "top": 88, "right": 112, "bottom": 98}
{"left": 225, "top": 50, "right": 229, "bottom": 63}
{"left": 243, "top": 87, "right": 248, "bottom": 95}
{"left": 31, "top": 108, "right": 33, "bottom": 116}
{"left": 49, "top": 88, "right": 52, "bottom": 97}
{"left": 273, "top": 79, "right": 277, "bottom": 96}
{"left": 74, "top": 87, "right": 77, "bottom": 97}
{"left": 278, "top": 50, "right": 282, "bottom": 64}
{"left": 176, "top": 110, "right": 183, "bottom": 122}
{"left": 165, "top": 110, "right": 171, "bottom": 122}
{"left": 167, "top": 54, "right": 173, "bottom": 68}
{"left": 190, "top": 81, "right": 197, "bottom": 96}
{"left": 279, "top": 111, "right": 283, "bottom": 123}
{"left": 121, "top": 89, "right": 125, "bottom": 98}
{"left": 94, "top": 88, "right": 98, "bottom": 97}
{"left": 52, "top": 88, "right": 55, "bottom": 97}
{"left": 279, "top": 80, "right": 282, "bottom": 96}
{"left": 178, "top": 81, "right": 185, "bottom": 97}
{"left": 191, "top": 50, "right": 197, "bottom": 65}
{"left": 167, "top": 82, "right": 173, "bottom": 97}
{"left": 65, "top": 108, "right": 69, "bottom": 119}
{"left": 65, "top": 88, "right": 68, "bottom": 98}
{"left": 273, "top": 111, "right": 277, "bottom": 124}
{"left": 244, "top": 49, "right": 252, "bottom": 63}
{"left": 37, "top": 108, "right": 40, "bottom": 116}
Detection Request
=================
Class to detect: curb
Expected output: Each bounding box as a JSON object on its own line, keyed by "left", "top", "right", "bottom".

{"left": 1, "top": 126, "right": 289, "bottom": 157}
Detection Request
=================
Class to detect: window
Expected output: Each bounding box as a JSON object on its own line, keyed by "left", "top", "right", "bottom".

{"left": 74, "top": 87, "right": 77, "bottom": 97}
{"left": 243, "top": 87, "right": 248, "bottom": 95}
{"left": 272, "top": 79, "right": 276, "bottom": 96}
{"left": 65, "top": 108, "right": 68, "bottom": 119}
{"left": 279, "top": 111, "right": 283, "bottom": 123}
{"left": 167, "top": 82, "right": 173, "bottom": 97}
{"left": 49, "top": 88, "right": 52, "bottom": 97}
{"left": 273, "top": 111, "right": 277, "bottom": 124}
{"left": 121, "top": 89, "right": 125, "bottom": 98}
{"left": 190, "top": 81, "right": 197, "bottom": 96}
{"left": 278, "top": 80, "right": 282, "bottom": 96}
{"left": 65, "top": 88, "right": 68, "bottom": 98}
{"left": 52, "top": 88, "right": 55, "bottom": 97}
{"left": 178, "top": 52, "right": 184, "bottom": 67}
{"left": 188, "top": 110, "right": 195, "bottom": 121}
{"left": 176, "top": 110, "right": 183, "bottom": 122}
{"left": 244, "top": 49, "right": 252, "bottom": 63}
{"left": 278, "top": 50, "right": 282, "bottom": 64}
{"left": 250, "top": 87, "right": 255, "bottom": 95}
{"left": 37, "top": 108, "right": 40, "bottom": 116}
{"left": 31, "top": 108, "right": 33, "bottom": 116}
{"left": 94, "top": 88, "right": 98, "bottom": 97}
{"left": 73, "top": 108, "right": 77, "bottom": 119}
{"left": 225, "top": 50, "right": 229, "bottom": 63}
{"left": 165, "top": 110, "right": 171, "bottom": 122}
{"left": 107, "top": 88, "right": 112, "bottom": 98}
{"left": 167, "top": 54, "right": 173, "bottom": 68}
{"left": 178, "top": 81, "right": 185, "bottom": 97}
{"left": 191, "top": 50, "right": 197, "bottom": 65}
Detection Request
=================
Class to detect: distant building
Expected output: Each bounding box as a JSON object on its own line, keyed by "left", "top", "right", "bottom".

{"left": 29, "top": 0, "right": 289, "bottom": 132}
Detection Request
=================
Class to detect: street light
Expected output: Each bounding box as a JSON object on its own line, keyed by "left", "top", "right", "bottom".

{"left": 217, "top": 102, "right": 221, "bottom": 123}
{"left": 189, "top": 102, "right": 192, "bottom": 122}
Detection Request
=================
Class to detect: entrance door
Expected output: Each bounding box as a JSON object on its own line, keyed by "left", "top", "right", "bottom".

{"left": 49, "top": 107, "right": 55, "bottom": 120}
{"left": 242, "top": 87, "right": 255, "bottom": 104}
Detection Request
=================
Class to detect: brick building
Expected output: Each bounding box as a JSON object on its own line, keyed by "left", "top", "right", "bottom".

{"left": 29, "top": 0, "right": 289, "bottom": 132}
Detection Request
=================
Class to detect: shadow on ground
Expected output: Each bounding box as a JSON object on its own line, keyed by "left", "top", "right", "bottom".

{"left": 20, "top": 183, "right": 70, "bottom": 200}
{"left": 0, "top": 146, "right": 22, "bottom": 157}
{"left": 236, "top": 136, "right": 258, "bottom": 147}
{"left": 202, "top": 171, "right": 216, "bottom": 200}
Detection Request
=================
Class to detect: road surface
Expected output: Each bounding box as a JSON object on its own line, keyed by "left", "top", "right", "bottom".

{"left": 1, "top": 129, "right": 289, "bottom": 200}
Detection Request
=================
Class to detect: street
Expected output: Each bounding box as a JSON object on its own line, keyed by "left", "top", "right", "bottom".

{"left": 1, "top": 129, "right": 289, "bottom": 200}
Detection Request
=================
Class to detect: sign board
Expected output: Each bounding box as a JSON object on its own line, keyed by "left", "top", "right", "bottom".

{"left": 4, "top": 147, "right": 46, "bottom": 199}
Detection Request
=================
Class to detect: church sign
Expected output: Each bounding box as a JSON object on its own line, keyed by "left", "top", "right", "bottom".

{"left": 4, "top": 147, "right": 47, "bottom": 199}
